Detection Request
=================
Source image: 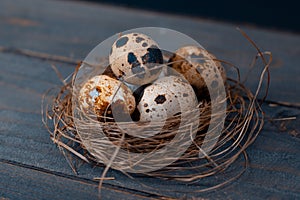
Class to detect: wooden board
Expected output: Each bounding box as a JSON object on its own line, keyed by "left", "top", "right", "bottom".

{"left": 1, "top": 0, "right": 300, "bottom": 103}
{"left": 0, "top": 159, "right": 159, "bottom": 200}
{"left": 0, "top": 0, "right": 299, "bottom": 199}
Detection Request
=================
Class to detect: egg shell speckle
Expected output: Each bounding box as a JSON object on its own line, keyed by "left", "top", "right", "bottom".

{"left": 137, "top": 76, "right": 198, "bottom": 122}
{"left": 79, "top": 75, "right": 136, "bottom": 117}
{"left": 169, "top": 46, "right": 226, "bottom": 95}
{"left": 109, "top": 33, "right": 163, "bottom": 85}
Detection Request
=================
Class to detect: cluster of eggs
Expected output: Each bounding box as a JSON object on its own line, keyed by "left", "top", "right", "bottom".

{"left": 78, "top": 33, "right": 226, "bottom": 122}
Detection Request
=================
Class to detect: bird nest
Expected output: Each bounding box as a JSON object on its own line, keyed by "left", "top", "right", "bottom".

{"left": 42, "top": 31, "right": 271, "bottom": 193}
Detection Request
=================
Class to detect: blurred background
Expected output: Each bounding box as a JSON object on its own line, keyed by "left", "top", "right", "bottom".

{"left": 72, "top": 0, "right": 299, "bottom": 33}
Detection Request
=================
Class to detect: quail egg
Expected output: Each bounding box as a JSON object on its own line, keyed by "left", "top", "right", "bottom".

{"left": 169, "top": 46, "right": 226, "bottom": 97}
{"left": 137, "top": 76, "right": 198, "bottom": 122}
{"left": 109, "top": 33, "right": 164, "bottom": 85}
{"left": 79, "top": 75, "right": 136, "bottom": 117}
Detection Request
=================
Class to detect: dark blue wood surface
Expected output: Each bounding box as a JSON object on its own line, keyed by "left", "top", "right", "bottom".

{"left": 0, "top": 0, "right": 299, "bottom": 199}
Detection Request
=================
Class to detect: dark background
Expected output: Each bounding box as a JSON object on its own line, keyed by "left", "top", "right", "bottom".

{"left": 74, "top": 0, "right": 299, "bottom": 33}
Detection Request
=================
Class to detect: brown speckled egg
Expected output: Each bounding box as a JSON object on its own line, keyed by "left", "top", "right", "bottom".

{"left": 137, "top": 76, "right": 198, "bottom": 122}
{"left": 79, "top": 75, "right": 135, "bottom": 117}
{"left": 109, "top": 33, "right": 163, "bottom": 85}
{"left": 169, "top": 46, "right": 226, "bottom": 96}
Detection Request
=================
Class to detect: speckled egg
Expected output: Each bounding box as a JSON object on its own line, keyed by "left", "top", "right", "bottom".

{"left": 169, "top": 46, "right": 226, "bottom": 97}
{"left": 79, "top": 75, "right": 136, "bottom": 117}
{"left": 109, "top": 33, "right": 164, "bottom": 85}
{"left": 137, "top": 76, "right": 198, "bottom": 122}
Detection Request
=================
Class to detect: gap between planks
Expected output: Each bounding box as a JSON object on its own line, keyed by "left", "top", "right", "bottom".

{"left": 0, "top": 158, "right": 171, "bottom": 199}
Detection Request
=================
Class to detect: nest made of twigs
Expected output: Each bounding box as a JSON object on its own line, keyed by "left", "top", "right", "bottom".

{"left": 42, "top": 32, "right": 271, "bottom": 193}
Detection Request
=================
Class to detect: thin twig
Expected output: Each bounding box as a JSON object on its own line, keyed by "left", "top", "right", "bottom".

{"left": 0, "top": 46, "right": 79, "bottom": 65}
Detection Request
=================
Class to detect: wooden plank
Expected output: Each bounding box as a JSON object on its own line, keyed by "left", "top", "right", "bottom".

{"left": 0, "top": 0, "right": 299, "bottom": 103}
{"left": 0, "top": 0, "right": 299, "bottom": 199}
{"left": 0, "top": 160, "right": 155, "bottom": 200}
{"left": 0, "top": 53, "right": 299, "bottom": 199}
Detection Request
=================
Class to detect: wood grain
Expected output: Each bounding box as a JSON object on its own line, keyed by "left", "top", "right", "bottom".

{"left": 0, "top": 159, "right": 157, "bottom": 200}
{"left": 0, "top": 0, "right": 299, "bottom": 103}
{"left": 0, "top": 0, "right": 299, "bottom": 199}
{"left": 0, "top": 45, "right": 299, "bottom": 200}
